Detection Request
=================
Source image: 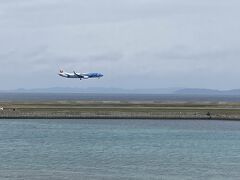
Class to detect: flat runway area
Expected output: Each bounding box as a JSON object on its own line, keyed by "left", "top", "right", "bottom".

{"left": 1, "top": 101, "right": 240, "bottom": 120}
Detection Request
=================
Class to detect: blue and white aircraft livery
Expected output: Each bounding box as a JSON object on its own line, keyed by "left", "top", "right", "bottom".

{"left": 58, "top": 70, "right": 103, "bottom": 80}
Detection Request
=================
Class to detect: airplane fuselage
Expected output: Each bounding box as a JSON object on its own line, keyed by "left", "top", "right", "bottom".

{"left": 59, "top": 71, "right": 103, "bottom": 80}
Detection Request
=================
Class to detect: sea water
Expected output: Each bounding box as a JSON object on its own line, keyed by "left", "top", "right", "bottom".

{"left": 0, "top": 119, "right": 240, "bottom": 180}
{"left": 1, "top": 92, "right": 240, "bottom": 102}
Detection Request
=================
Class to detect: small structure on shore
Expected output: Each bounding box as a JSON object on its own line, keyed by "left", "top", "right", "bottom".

{"left": 206, "top": 112, "right": 211, "bottom": 119}
{"left": 0, "top": 107, "right": 3, "bottom": 111}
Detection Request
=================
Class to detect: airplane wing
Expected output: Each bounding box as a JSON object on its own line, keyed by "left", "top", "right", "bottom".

{"left": 73, "top": 71, "right": 84, "bottom": 78}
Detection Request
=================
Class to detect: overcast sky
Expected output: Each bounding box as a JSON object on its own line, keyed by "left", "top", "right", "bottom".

{"left": 0, "top": 0, "right": 239, "bottom": 90}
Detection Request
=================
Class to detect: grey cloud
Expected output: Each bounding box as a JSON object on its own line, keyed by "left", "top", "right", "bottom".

{"left": 32, "top": 52, "right": 123, "bottom": 65}
{"left": 0, "top": 0, "right": 240, "bottom": 90}
{"left": 1, "top": 0, "right": 236, "bottom": 28}
{"left": 23, "top": 46, "right": 49, "bottom": 59}
{"left": 83, "top": 53, "right": 123, "bottom": 62}
{"left": 0, "top": 50, "right": 15, "bottom": 59}
{"left": 136, "top": 48, "right": 239, "bottom": 61}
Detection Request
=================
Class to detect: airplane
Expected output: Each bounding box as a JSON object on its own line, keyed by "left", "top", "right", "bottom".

{"left": 58, "top": 70, "right": 104, "bottom": 80}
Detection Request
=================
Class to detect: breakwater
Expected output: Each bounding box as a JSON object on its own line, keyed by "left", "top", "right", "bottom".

{"left": 1, "top": 101, "right": 240, "bottom": 120}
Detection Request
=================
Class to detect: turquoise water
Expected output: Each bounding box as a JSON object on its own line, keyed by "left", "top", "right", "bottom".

{"left": 0, "top": 119, "right": 240, "bottom": 180}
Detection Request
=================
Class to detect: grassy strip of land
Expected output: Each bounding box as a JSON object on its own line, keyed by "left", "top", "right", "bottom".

{"left": 1, "top": 101, "right": 240, "bottom": 120}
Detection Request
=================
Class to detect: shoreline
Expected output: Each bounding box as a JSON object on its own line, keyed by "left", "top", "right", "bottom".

{"left": 1, "top": 101, "right": 240, "bottom": 121}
